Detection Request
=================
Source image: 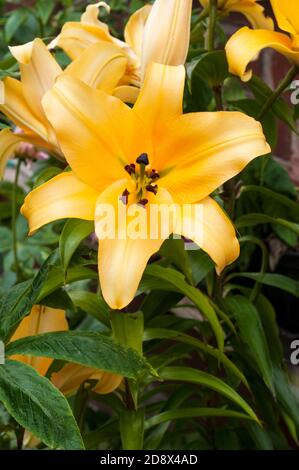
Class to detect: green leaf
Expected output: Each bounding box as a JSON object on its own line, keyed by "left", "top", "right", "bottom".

{"left": 36, "top": 0, "right": 55, "bottom": 24}
{"left": 0, "top": 253, "right": 52, "bottom": 342}
{"left": 120, "top": 409, "right": 144, "bottom": 450}
{"left": 0, "top": 360, "right": 84, "bottom": 449}
{"left": 223, "top": 296, "right": 274, "bottom": 393}
{"left": 6, "top": 331, "right": 153, "bottom": 379}
{"left": 188, "top": 249, "right": 214, "bottom": 284}
{"left": 236, "top": 213, "right": 299, "bottom": 235}
{"left": 248, "top": 75, "right": 298, "bottom": 134}
{"left": 68, "top": 290, "right": 110, "bottom": 327}
{"left": 37, "top": 265, "right": 98, "bottom": 301}
{"left": 190, "top": 51, "right": 229, "bottom": 87}
{"left": 241, "top": 185, "right": 299, "bottom": 221}
{"left": 159, "top": 238, "right": 193, "bottom": 284}
{"left": 228, "top": 272, "right": 299, "bottom": 297}
{"left": 59, "top": 219, "right": 94, "bottom": 274}
{"left": 273, "top": 368, "right": 299, "bottom": 432}
{"left": 0, "top": 227, "right": 12, "bottom": 253}
{"left": 160, "top": 366, "right": 258, "bottom": 422}
{"left": 5, "top": 8, "right": 28, "bottom": 42}
{"left": 34, "top": 167, "right": 62, "bottom": 188}
{"left": 145, "top": 407, "right": 254, "bottom": 430}
{"left": 144, "top": 328, "right": 249, "bottom": 388}
{"left": 255, "top": 295, "right": 283, "bottom": 367}
{"left": 143, "top": 264, "right": 224, "bottom": 351}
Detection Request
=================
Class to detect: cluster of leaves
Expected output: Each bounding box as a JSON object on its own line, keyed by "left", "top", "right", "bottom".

{"left": 0, "top": 0, "right": 299, "bottom": 451}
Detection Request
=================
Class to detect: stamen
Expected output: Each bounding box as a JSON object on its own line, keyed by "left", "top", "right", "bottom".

{"left": 146, "top": 184, "right": 158, "bottom": 195}
{"left": 125, "top": 164, "right": 135, "bottom": 175}
{"left": 136, "top": 153, "right": 149, "bottom": 165}
{"left": 150, "top": 169, "right": 160, "bottom": 180}
{"left": 138, "top": 198, "right": 148, "bottom": 207}
{"left": 120, "top": 188, "right": 130, "bottom": 205}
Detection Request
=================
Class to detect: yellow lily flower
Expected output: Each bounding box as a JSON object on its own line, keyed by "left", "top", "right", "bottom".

{"left": 50, "top": 0, "right": 192, "bottom": 87}
{"left": 199, "top": 0, "right": 273, "bottom": 30}
{"left": 10, "top": 305, "right": 122, "bottom": 394}
{"left": 0, "top": 37, "right": 128, "bottom": 175}
{"left": 0, "top": 128, "right": 23, "bottom": 177}
{"left": 21, "top": 63, "right": 270, "bottom": 310}
{"left": 225, "top": 0, "right": 299, "bottom": 81}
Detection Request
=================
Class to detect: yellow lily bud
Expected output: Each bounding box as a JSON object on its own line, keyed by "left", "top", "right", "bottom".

{"left": 141, "top": 0, "right": 192, "bottom": 79}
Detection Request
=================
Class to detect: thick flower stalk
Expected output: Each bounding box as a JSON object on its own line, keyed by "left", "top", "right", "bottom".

{"left": 199, "top": 0, "right": 273, "bottom": 30}
{"left": 50, "top": 0, "right": 192, "bottom": 88}
{"left": 21, "top": 63, "right": 270, "bottom": 310}
{"left": 10, "top": 305, "right": 122, "bottom": 393}
{"left": 0, "top": 38, "right": 128, "bottom": 175}
{"left": 225, "top": 0, "right": 299, "bottom": 81}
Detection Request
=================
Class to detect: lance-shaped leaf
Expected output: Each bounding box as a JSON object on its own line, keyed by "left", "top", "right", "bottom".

{"left": 0, "top": 252, "right": 53, "bottom": 342}
{"left": 160, "top": 366, "right": 258, "bottom": 422}
{"left": 142, "top": 264, "right": 224, "bottom": 351}
{"left": 6, "top": 331, "right": 154, "bottom": 379}
{"left": 0, "top": 360, "right": 84, "bottom": 449}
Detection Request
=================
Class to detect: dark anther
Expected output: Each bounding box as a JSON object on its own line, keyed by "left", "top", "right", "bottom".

{"left": 146, "top": 184, "right": 158, "bottom": 195}
{"left": 136, "top": 153, "right": 149, "bottom": 165}
{"left": 150, "top": 169, "right": 160, "bottom": 180}
{"left": 125, "top": 164, "right": 135, "bottom": 175}
{"left": 138, "top": 198, "right": 149, "bottom": 207}
{"left": 120, "top": 188, "right": 130, "bottom": 205}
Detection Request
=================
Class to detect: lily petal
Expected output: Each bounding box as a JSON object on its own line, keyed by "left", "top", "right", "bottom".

{"left": 113, "top": 85, "right": 140, "bottom": 104}
{"left": 174, "top": 197, "right": 240, "bottom": 273}
{"left": 63, "top": 42, "right": 127, "bottom": 92}
{"left": 53, "top": 21, "right": 114, "bottom": 61}
{"left": 124, "top": 5, "right": 152, "bottom": 58}
{"left": 93, "top": 371, "right": 123, "bottom": 394}
{"left": 43, "top": 75, "right": 150, "bottom": 191}
{"left": 10, "top": 305, "right": 68, "bottom": 376}
{"left": 134, "top": 62, "right": 185, "bottom": 136}
{"left": 199, "top": 0, "right": 273, "bottom": 30}
{"left": 21, "top": 171, "right": 99, "bottom": 234}
{"left": 51, "top": 363, "right": 122, "bottom": 396}
{"left": 141, "top": 0, "right": 192, "bottom": 79}
{"left": 0, "top": 129, "right": 23, "bottom": 177}
{"left": 81, "top": 1, "right": 110, "bottom": 26}
{"left": 230, "top": 1, "right": 274, "bottom": 30}
{"left": 10, "top": 39, "right": 62, "bottom": 123}
{"left": 0, "top": 77, "right": 49, "bottom": 142}
{"left": 225, "top": 27, "right": 299, "bottom": 81}
{"left": 270, "top": 0, "right": 299, "bottom": 36}
{"left": 158, "top": 111, "right": 270, "bottom": 204}
{"left": 95, "top": 180, "right": 174, "bottom": 309}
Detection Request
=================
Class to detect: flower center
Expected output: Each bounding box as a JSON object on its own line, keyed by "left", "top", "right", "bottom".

{"left": 123, "top": 153, "right": 160, "bottom": 206}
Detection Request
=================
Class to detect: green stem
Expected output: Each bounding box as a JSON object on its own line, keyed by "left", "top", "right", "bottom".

{"left": 11, "top": 159, "right": 22, "bottom": 282}
{"left": 207, "top": 0, "right": 218, "bottom": 52}
{"left": 190, "top": 7, "right": 209, "bottom": 41}
{"left": 257, "top": 65, "right": 299, "bottom": 120}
